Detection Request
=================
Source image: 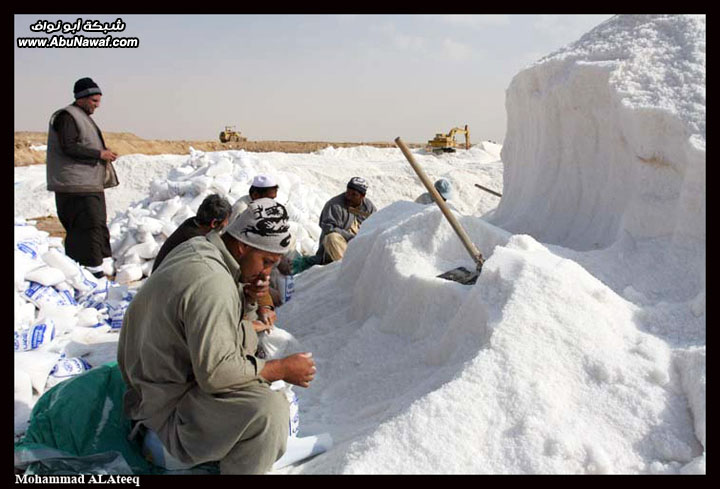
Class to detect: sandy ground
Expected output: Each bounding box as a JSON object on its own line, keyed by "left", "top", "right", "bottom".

{"left": 30, "top": 215, "right": 66, "bottom": 239}
{"left": 15, "top": 132, "right": 422, "bottom": 166}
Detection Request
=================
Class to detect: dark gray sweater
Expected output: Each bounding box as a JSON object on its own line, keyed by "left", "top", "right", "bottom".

{"left": 314, "top": 192, "right": 376, "bottom": 262}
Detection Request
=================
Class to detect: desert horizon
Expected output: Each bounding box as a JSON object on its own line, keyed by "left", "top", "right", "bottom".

{"left": 14, "top": 131, "right": 425, "bottom": 166}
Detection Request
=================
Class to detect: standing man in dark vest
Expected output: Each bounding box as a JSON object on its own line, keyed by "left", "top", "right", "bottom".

{"left": 46, "top": 77, "right": 119, "bottom": 278}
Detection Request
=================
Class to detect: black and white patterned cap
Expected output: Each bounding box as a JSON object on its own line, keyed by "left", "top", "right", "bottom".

{"left": 347, "top": 176, "right": 368, "bottom": 195}
{"left": 225, "top": 198, "right": 292, "bottom": 254}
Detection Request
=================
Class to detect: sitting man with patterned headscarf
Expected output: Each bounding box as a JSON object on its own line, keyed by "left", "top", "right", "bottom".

{"left": 118, "top": 198, "right": 316, "bottom": 474}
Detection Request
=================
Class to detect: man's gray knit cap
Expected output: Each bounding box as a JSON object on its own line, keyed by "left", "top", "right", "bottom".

{"left": 74, "top": 77, "right": 102, "bottom": 99}
{"left": 225, "top": 198, "right": 292, "bottom": 254}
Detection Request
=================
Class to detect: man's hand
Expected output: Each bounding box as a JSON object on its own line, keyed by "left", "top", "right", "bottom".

{"left": 281, "top": 353, "right": 316, "bottom": 388}
{"left": 260, "top": 353, "right": 316, "bottom": 388}
{"left": 252, "top": 319, "right": 273, "bottom": 333}
{"left": 258, "top": 306, "right": 277, "bottom": 326}
{"left": 100, "top": 149, "right": 117, "bottom": 162}
{"left": 244, "top": 274, "right": 270, "bottom": 302}
{"left": 348, "top": 218, "right": 360, "bottom": 237}
{"left": 277, "top": 257, "right": 292, "bottom": 276}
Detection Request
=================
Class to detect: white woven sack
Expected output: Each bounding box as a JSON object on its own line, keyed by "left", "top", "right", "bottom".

{"left": 115, "top": 264, "right": 143, "bottom": 284}
{"left": 41, "top": 248, "right": 81, "bottom": 279}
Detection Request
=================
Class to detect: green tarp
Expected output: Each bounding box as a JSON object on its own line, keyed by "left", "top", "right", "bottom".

{"left": 292, "top": 255, "right": 317, "bottom": 274}
{"left": 14, "top": 362, "right": 218, "bottom": 475}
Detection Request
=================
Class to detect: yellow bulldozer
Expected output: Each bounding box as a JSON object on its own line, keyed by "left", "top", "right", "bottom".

{"left": 219, "top": 126, "right": 247, "bottom": 143}
{"left": 427, "top": 125, "right": 470, "bottom": 153}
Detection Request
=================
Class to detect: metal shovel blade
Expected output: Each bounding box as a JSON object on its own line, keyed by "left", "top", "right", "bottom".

{"left": 437, "top": 266, "right": 481, "bottom": 285}
{"left": 395, "top": 137, "right": 485, "bottom": 285}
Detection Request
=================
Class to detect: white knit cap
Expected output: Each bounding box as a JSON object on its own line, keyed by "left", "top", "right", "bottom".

{"left": 225, "top": 198, "right": 292, "bottom": 254}
{"left": 251, "top": 174, "right": 278, "bottom": 188}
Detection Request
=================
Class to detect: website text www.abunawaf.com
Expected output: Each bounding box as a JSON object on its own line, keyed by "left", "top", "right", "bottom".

{"left": 17, "top": 35, "right": 139, "bottom": 48}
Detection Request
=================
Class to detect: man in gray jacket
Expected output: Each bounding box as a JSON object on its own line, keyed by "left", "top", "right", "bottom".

{"left": 118, "top": 198, "right": 316, "bottom": 474}
{"left": 46, "top": 77, "right": 118, "bottom": 278}
{"left": 309, "top": 176, "right": 376, "bottom": 266}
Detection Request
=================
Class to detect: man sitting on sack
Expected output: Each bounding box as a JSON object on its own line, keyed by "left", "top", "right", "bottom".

{"left": 117, "top": 198, "right": 316, "bottom": 474}
{"left": 308, "top": 176, "right": 376, "bottom": 266}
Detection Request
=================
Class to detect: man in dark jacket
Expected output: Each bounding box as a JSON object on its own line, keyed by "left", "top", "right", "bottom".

{"left": 46, "top": 77, "right": 118, "bottom": 278}
{"left": 310, "top": 176, "right": 376, "bottom": 266}
{"left": 152, "top": 194, "right": 232, "bottom": 272}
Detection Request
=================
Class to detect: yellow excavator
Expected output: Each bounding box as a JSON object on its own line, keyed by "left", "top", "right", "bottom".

{"left": 219, "top": 126, "right": 247, "bottom": 143}
{"left": 427, "top": 125, "right": 470, "bottom": 153}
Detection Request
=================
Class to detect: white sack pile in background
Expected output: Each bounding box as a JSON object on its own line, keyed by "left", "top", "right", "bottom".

{"left": 108, "top": 147, "right": 325, "bottom": 280}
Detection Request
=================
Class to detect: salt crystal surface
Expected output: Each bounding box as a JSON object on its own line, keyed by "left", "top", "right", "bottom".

{"left": 12, "top": 14, "right": 704, "bottom": 474}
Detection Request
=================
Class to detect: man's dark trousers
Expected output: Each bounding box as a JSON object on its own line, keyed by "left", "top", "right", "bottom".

{"left": 55, "top": 192, "right": 112, "bottom": 267}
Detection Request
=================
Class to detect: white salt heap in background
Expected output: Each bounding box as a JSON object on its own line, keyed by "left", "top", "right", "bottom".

{"left": 13, "top": 14, "right": 704, "bottom": 474}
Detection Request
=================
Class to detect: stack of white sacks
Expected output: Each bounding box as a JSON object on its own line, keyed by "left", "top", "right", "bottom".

{"left": 14, "top": 217, "right": 137, "bottom": 436}
{"left": 109, "top": 147, "right": 325, "bottom": 282}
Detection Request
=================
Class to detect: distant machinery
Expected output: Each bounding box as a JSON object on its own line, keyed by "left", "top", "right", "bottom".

{"left": 427, "top": 125, "right": 470, "bottom": 153}
{"left": 219, "top": 126, "right": 247, "bottom": 143}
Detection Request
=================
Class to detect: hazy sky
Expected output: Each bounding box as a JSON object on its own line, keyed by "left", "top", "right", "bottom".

{"left": 15, "top": 14, "right": 613, "bottom": 144}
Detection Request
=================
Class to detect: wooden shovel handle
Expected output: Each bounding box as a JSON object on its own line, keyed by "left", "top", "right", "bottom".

{"left": 395, "top": 137, "right": 484, "bottom": 268}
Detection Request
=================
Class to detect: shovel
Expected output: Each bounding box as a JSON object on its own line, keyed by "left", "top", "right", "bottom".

{"left": 395, "top": 137, "right": 484, "bottom": 285}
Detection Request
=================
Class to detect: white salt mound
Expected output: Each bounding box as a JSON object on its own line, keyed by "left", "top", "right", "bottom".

{"left": 274, "top": 14, "right": 704, "bottom": 474}
{"left": 493, "top": 14, "right": 705, "bottom": 252}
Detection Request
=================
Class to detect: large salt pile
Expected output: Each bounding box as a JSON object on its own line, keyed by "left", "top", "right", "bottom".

{"left": 13, "top": 153, "right": 188, "bottom": 226}
{"left": 493, "top": 14, "right": 705, "bottom": 254}
{"left": 271, "top": 14, "right": 704, "bottom": 474}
